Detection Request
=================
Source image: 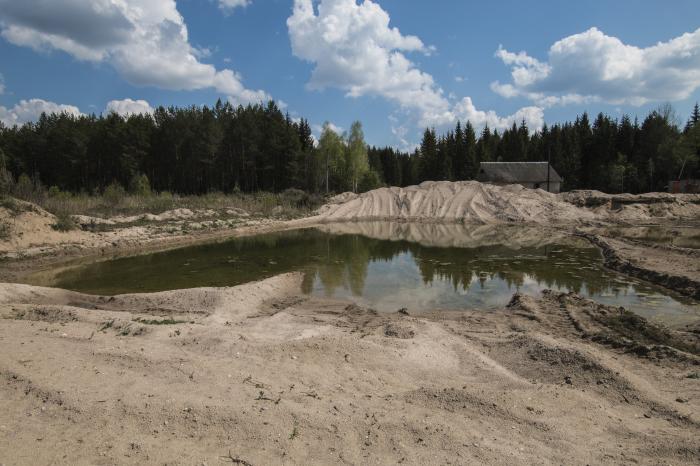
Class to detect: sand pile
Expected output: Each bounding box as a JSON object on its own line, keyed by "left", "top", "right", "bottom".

{"left": 317, "top": 181, "right": 700, "bottom": 224}
{"left": 0, "top": 199, "right": 92, "bottom": 254}
{"left": 317, "top": 181, "right": 595, "bottom": 224}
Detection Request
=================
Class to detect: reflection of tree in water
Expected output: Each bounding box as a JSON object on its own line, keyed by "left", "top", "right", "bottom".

{"left": 296, "top": 231, "right": 630, "bottom": 298}
{"left": 55, "top": 227, "right": 647, "bottom": 298}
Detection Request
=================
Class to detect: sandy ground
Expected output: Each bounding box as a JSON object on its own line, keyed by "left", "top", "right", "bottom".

{"left": 0, "top": 274, "right": 698, "bottom": 466}
{"left": 1, "top": 183, "right": 700, "bottom": 465}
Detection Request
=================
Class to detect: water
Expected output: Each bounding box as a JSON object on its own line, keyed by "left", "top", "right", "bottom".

{"left": 47, "top": 223, "right": 699, "bottom": 324}
{"left": 597, "top": 226, "right": 700, "bottom": 249}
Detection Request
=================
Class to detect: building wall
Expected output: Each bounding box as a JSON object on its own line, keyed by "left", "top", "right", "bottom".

{"left": 483, "top": 181, "right": 561, "bottom": 193}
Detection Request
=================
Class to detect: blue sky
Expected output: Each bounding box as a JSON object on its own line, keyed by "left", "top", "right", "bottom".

{"left": 1, "top": 0, "right": 699, "bottom": 149}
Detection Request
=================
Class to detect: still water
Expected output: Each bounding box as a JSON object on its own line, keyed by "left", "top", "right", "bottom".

{"left": 48, "top": 223, "right": 699, "bottom": 323}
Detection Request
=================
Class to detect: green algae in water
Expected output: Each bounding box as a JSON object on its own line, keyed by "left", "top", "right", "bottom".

{"left": 48, "top": 225, "right": 699, "bottom": 323}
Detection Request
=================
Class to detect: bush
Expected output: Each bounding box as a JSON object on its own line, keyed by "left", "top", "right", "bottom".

{"left": 129, "top": 173, "right": 152, "bottom": 197}
{"left": 103, "top": 182, "right": 127, "bottom": 207}
{"left": 280, "top": 188, "right": 309, "bottom": 208}
{"left": 0, "top": 220, "right": 10, "bottom": 240}
{"left": 51, "top": 210, "right": 76, "bottom": 232}
{"left": 358, "top": 170, "right": 383, "bottom": 193}
{"left": 0, "top": 166, "right": 13, "bottom": 197}
{"left": 14, "top": 173, "right": 35, "bottom": 201}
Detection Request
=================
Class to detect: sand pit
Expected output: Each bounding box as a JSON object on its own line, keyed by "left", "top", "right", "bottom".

{"left": 0, "top": 275, "right": 698, "bottom": 465}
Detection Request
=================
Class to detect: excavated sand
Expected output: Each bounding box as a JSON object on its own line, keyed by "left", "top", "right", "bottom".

{"left": 0, "top": 275, "right": 698, "bottom": 465}
{"left": 317, "top": 181, "right": 700, "bottom": 224}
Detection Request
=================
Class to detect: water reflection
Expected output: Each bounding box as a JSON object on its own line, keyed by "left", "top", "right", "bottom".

{"left": 49, "top": 224, "right": 699, "bottom": 323}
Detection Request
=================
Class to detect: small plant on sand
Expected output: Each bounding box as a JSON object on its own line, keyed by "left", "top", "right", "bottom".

{"left": 0, "top": 220, "right": 10, "bottom": 240}
{"left": 133, "top": 317, "right": 187, "bottom": 325}
{"left": 51, "top": 210, "right": 76, "bottom": 232}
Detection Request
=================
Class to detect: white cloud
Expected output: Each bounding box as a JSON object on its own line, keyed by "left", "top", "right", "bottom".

{"left": 288, "top": 0, "right": 542, "bottom": 138}
{"left": 0, "top": 0, "right": 270, "bottom": 106}
{"left": 0, "top": 98, "right": 82, "bottom": 127}
{"left": 312, "top": 122, "right": 343, "bottom": 137}
{"left": 453, "top": 97, "right": 544, "bottom": 132}
{"left": 288, "top": 0, "right": 451, "bottom": 127}
{"left": 492, "top": 27, "right": 700, "bottom": 107}
{"left": 105, "top": 98, "right": 153, "bottom": 116}
{"left": 218, "top": 0, "right": 251, "bottom": 12}
{"left": 0, "top": 74, "right": 4, "bottom": 94}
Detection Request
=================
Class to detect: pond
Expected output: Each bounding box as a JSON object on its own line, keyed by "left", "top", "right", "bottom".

{"left": 46, "top": 223, "right": 699, "bottom": 324}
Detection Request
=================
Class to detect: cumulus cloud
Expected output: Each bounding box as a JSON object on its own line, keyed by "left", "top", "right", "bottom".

{"left": 218, "top": 0, "right": 251, "bottom": 11}
{"left": 288, "top": 0, "right": 542, "bottom": 138}
{"left": 0, "top": 98, "right": 82, "bottom": 127}
{"left": 288, "top": 0, "right": 451, "bottom": 126}
{"left": 492, "top": 27, "right": 700, "bottom": 107}
{"left": 453, "top": 97, "right": 544, "bottom": 131}
{"left": 105, "top": 98, "right": 153, "bottom": 116}
{"left": 0, "top": 0, "right": 269, "bottom": 106}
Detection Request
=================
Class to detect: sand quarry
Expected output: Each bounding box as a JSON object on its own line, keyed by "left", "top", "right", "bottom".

{"left": 1, "top": 181, "right": 700, "bottom": 465}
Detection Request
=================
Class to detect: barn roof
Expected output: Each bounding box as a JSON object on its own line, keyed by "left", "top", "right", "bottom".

{"left": 477, "top": 162, "right": 563, "bottom": 183}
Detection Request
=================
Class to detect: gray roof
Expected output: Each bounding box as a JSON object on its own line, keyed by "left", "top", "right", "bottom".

{"left": 477, "top": 162, "right": 563, "bottom": 183}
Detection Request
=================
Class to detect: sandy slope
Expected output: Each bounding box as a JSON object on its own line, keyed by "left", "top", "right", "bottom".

{"left": 0, "top": 275, "right": 698, "bottom": 465}
{"left": 317, "top": 181, "right": 700, "bottom": 224}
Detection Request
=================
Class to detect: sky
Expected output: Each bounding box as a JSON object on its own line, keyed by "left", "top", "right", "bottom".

{"left": 0, "top": 0, "right": 699, "bottom": 150}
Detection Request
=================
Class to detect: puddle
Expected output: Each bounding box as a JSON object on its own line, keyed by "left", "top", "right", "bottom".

{"left": 44, "top": 223, "right": 699, "bottom": 324}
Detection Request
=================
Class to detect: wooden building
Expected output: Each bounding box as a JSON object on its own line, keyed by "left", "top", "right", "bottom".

{"left": 477, "top": 162, "right": 563, "bottom": 193}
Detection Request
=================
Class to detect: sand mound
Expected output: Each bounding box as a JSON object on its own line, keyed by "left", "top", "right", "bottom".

{"left": 317, "top": 181, "right": 700, "bottom": 224}
{"left": 0, "top": 199, "right": 92, "bottom": 254}
{"left": 317, "top": 181, "right": 594, "bottom": 224}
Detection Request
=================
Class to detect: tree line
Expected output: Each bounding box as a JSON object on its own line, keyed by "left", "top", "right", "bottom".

{"left": 0, "top": 99, "right": 698, "bottom": 196}
{"left": 371, "top": 103, "right": 700, "bottom": 193}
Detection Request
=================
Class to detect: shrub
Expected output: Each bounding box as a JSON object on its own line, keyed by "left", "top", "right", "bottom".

{"left": 51, "top": 210, "right": 76, "bottom": 232}
{"left": 14, "top": 173, "right": 35, "bottom": 201}
{"left": 0, "top": 166, "right": 13, "bottom": 197}
{"left": 129, "top": 173, "right": 152, "bottom": 197}
{"left": 280, "top": 188, "right": 309, "bottom": 208}
{"left": 103, "top": 182, "right": 127, "bottom": 207}
{"left": 358, "top": 169, "right": 383, "bottom": 193}
{"left": 0, "top": 220, "right": 10, "bottom": 240}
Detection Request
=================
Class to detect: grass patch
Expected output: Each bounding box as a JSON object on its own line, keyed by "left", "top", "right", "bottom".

{"left": 133, "top": 317, "right": 188, "bottom": 325}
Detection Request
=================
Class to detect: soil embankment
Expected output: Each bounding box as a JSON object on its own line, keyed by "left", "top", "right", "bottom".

{"left": 0, "top": 275, "right": 698, "bottom": 465}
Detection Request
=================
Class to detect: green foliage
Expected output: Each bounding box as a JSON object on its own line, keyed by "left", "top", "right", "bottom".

{"left": 103, "top": 182, "right": 127, "bottom": 207}
{"left": 129, "top": 173, "right": 152, "bottom": 196}
{"left": 346, "top": 121, "right": 369, "bottom": 192}
{"left": 0, "top": 99, "right": 698, "bottom": 196}
{"left": 51, "top": 210, "right": 76, "bottom": 232}
{"left": 358, "top": 169, "right": 383, "bottom": 193}
{"left": 14, "top": 174, "right": 35, "bottom": 201}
